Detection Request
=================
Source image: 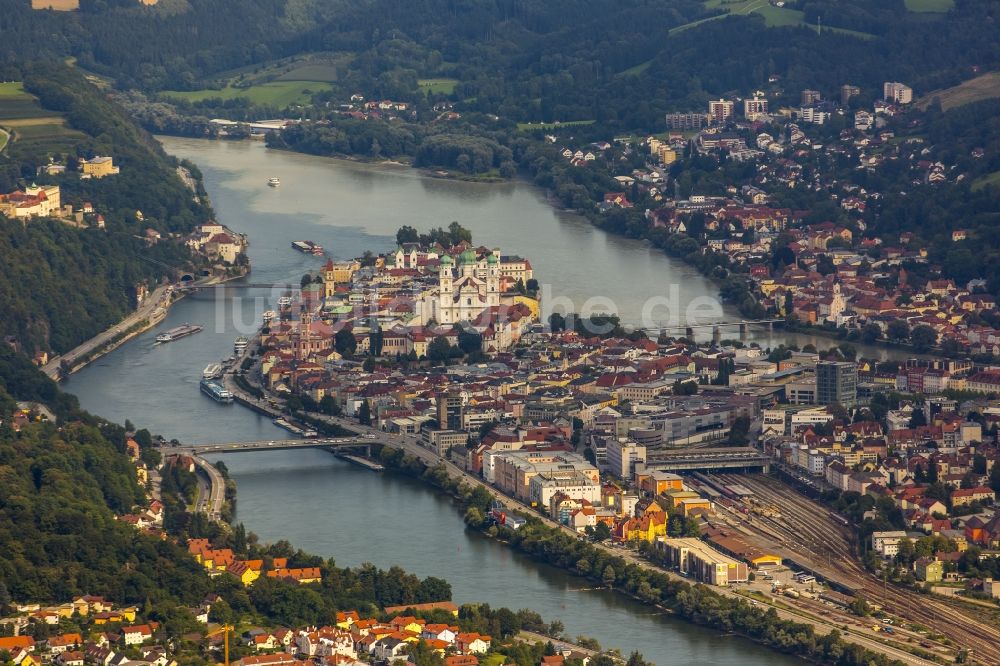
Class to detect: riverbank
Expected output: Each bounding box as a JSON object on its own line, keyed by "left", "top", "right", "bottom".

{"left": 41, "top": 283, "right": 172, "bottom": 381}
{"left": 42, "top": 267, "right": 249, "bottom": 382}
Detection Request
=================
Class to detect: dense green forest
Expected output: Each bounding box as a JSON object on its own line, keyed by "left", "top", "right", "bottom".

{"left": 1, "top": 0, "right": 995, "bottom": 111}
{"left": 0, "top": 219, "right": 180, "bottom": 354}
{"left": 0, "top": 64, "right": 213, "bottom": 354}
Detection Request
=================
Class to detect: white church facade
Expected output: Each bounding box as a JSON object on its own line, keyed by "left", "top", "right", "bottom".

{"left": 433, "top": 249, "right": 501, "bottom": 324}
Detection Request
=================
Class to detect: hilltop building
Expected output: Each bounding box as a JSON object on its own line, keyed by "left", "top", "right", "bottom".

{"left": 80, "top": 156, "right": 120, "bottom": 179}
{"left": 0, "top": 184, "right": 61, "bottom": 219}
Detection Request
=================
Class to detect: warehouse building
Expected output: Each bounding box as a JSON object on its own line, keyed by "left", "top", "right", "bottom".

{"left": 657, "top": 537, "right": 749, "bottom": 586}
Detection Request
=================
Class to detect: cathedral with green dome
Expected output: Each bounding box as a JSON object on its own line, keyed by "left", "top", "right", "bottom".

{"left": 433, "top": 247, "right": 502, "bottom": 324}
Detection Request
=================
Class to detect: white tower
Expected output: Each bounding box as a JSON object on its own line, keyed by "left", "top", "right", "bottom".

{"left": 486, "top": 253, "right": 500, "bottom": 307}
{"left": 438, "top": 254, "right": 454, "bottom": 324}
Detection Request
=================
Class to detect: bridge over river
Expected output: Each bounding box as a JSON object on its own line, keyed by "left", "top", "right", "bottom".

{"left": 159, "top": 438, "right": 380, "bottom": 519}
{"left": 161, "top": 437, "right": 376, "bottom": 456}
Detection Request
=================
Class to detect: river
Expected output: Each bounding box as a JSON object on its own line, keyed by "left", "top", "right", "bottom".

{"left": 66, "top": 136, "right": 876, "bottom": 664}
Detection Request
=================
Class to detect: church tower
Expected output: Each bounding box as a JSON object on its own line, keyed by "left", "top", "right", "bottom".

{"left": 486, "top": 252, "right": 500, "bottom": 306}
{"left": 438, "top": 254, "right": 454, "bottom": 323}
{"left": 322, "top": 259, "right": 336, "bottom": 298}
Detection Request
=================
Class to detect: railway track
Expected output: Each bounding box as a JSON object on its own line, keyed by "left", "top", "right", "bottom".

{"left": 718, "top": 474, "right": 1000, "bottom": 665}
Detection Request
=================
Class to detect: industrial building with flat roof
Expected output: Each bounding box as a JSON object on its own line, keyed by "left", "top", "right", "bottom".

{"left": 657, "top": 537, "right": 749, "bottom": 586}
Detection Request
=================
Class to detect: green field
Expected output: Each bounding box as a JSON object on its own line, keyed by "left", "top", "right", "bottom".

{"left": 0, "top": 81, "right": 86, "bottom": 156}
{"left": 418, "top": 78, "right": 458, "bottom": 95}
{"left": 916, "top": 71, "right": 1000, "bottom": 111}
{"left": 162, "top": 80, "right": 333, "bottom": 106}
{"left": 516, "top": 120, "right": 596, "bottom": 131}
{"left": 905, "top": 0, "right": 954, "bottom": 12}
{"left": 971, "top": 171, "right": 1000, "bottom": 192}
{"left": 0, "top": 81, "right": 28, "bottom": 97}
{"left": 675, "top": 0, "right": 874, "bottom": 38}
{"left": 274, "top": 64, "right": 341, "bottom": 83}
{"left": 211, "top": 53, "right": 352, "bottom": 87}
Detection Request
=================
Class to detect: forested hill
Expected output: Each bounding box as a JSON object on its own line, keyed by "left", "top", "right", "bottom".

{"left": 2, "top": 64, "right": 212, "bottom": 232}
{"left": 2, "top": 0, "right": 995, "bottom": 110}
{"left": 0, "top": 345, "right": 203, "bottom": 606}
{"left": 0, "top": 64, "right": 213, "bottom": 355}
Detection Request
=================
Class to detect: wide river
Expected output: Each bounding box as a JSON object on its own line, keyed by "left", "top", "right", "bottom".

{"left": 68, "top": 137, "right": 898, "bottom": 664}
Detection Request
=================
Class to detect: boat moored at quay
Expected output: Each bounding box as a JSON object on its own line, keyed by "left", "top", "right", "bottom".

{"left": 199, "top": 378, "right": 234, "bottom": 403}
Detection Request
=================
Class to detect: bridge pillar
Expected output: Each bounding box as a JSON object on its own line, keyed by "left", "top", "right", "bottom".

{"left": 739, "top": 322, "right": 748, "bottom": 341}
{"left": 685, "top": 326, "right": 694, "bottom": 339}
{"left": 712, "top": 326, "right": 721, "bottom": 345}
{"left": 767, "top": 320, "right": 774, "bottom": 333}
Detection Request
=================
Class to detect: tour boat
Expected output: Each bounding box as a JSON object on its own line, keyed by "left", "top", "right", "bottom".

{"left": 268, "top": 177, "right": 280, "bottom": 187}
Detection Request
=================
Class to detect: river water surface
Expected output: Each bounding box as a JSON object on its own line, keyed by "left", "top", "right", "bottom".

{"left": 67, "top": 137, "right": 886, "bottom": 664}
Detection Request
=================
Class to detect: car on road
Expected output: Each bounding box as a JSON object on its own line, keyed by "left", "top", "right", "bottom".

{"left": 364, "top": 433, "right": 377, "bottom": 439}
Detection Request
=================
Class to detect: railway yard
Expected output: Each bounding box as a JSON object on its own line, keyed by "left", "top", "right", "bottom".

{"left": 692, "top": 472, "right": 1000, "bottom": 666}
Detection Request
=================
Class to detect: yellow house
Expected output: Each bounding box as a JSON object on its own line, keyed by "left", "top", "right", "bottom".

{"left": 620, "top": 513, "right": 667, "bottom": 543}
{"left": 226, "top": 560, "right": 260, "bottom": 587}
{"left": 335, "top": 611, "right": 359, "bottom": 630}
{"left": 80, "top": 156, "right": 119, "bottom": 178}
{"left": 370, "top": 627, "right": 394, "bottom": 640}
{"left": 394, "top": 620, "right": 424, "bottom": 634}
{"left": 323, "top": 260, "right": 361, "bottom": 294}
{"left": 92, "top": 612, "right": 124, "bottom": 625}
{"left": 512, "top": 295, "right": 540, "bottom": 320}
{"left": 121, "top": 607, "right": 137, "bottom": 623}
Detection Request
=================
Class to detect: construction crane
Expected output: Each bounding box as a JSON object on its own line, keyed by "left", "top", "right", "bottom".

{"left": 205, "top": 624, "right": 234, "bottom": 666}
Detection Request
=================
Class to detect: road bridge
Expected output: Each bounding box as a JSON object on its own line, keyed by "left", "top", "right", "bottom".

{"left": 644, "top": 446, "right": 771, "bottom": 473}
{"left": 161, "top": 437, "right": 376, "bottom": 457}
{"left": 636, "top": 319, "right": 784, "bottom": 343}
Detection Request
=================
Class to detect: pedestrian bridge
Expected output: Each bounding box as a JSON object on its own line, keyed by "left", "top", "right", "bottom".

{"left": 644, "top": 447, "right": 771, "bottom": 473}
{"left": 161, "top": 437, "right": 374, "bottom": 456}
